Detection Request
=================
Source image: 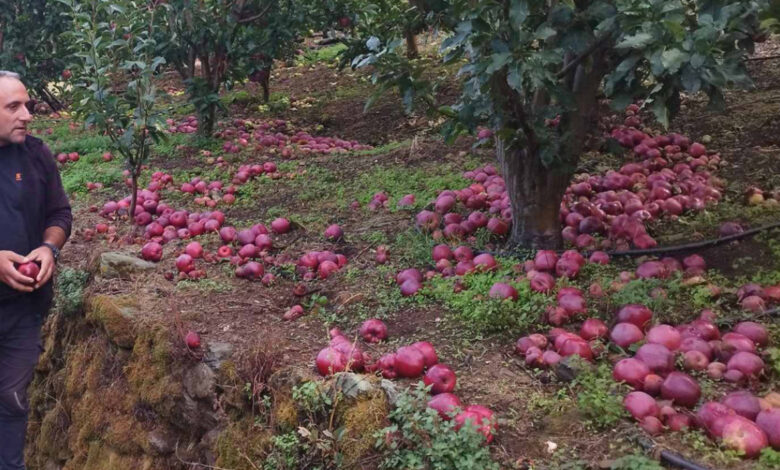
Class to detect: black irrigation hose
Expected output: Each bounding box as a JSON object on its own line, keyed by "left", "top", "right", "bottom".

{"left": 481, "top": 219, "right": 780, "bottom": 259}
{"left": 604, "top": 220, "right": 780, "bottom": 258}
{"left": 657, "top": 450, "right": 713, "bottom": 470}
{"left": 638, "top": 438, "right": 713, "bottom": 470}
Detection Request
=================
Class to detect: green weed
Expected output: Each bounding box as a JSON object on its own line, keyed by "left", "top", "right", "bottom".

{"left": 263, "top": 432, "right": 303, "bottom": 470}
{"left": 355, "top": 163, "right": 471, "bottom": 211}
{"left": 678, "top": 430, "right": 743, "bottom": 467}
{"left": 425, "top": 262, "right": 548, "bottom": 333}
{"left": 175, "top": 278, "right": 233, "bottom": 294}
{"left": 609, "top": 454, "right": 663, "bottom": 470}
{"left": 376, "top": 384, "right": 500, "bottom": 470}
{"left": 573, "top": 361, "right": 628, "bottom": 430}
{"left": 524, "top": 388, "right": 573, "bottom": 417}
{"left": 257, "top": 93, "right": 292, "bottom": 114}
{"left": 390, "top": 229, "right": 434, "bottom": 268}
{"left": 758, "top": 448, "right": 780, "bottom": 470}
{"left": 54, "top": 268, "right": 90, "bottom": 317}
{"left": 297, "top": 44, "right": 348, "bottom": 66}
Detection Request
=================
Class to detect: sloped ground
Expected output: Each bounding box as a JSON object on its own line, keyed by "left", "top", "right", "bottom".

{"left": 24, "top": 37, "right": 780, "bottom": 470}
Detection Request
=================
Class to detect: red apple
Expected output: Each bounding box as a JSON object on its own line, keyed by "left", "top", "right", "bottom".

{"left": 185, "top": 331, "right": 200, "bottom": 348}
{"left": 423, "top": 364, "right": 457, "bottom": 394}
{"left": 16, "top": 261, "right": 40, "bottom": 279}
{"left": 359, "top": 319, "right": 388, "bottom": 343}
{"left": 721, "top": 415, "right": 769, "bottom": 458}
{"left": 316, "top": 347, "right": 347, "bottom": 376}
{"left": 395, "top": 346, "right": 425, "bottom": 378}
{"left": 141, "top": 242, "right": 163, "bottom": 262}
{"left": 756, "top": 409, "right": 780, "bottom": 450}
{"left": 428, "top": 393, "right": 461, "bottom": 419}
{"left": 411, "top": 341, "right": 438, "bottom": 367}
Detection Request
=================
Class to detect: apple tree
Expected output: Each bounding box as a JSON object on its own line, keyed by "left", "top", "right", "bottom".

{"left": 0, "top": 0, "right": 72, "bottom": 110}
{"left": 150, "top": 0, "right": 322, "bottom": 136}
{"left": 61, "top": 0, "right": 167, "bottom": 222}
{"left": 346, "top": 0, "right": 768, "bottom": 249}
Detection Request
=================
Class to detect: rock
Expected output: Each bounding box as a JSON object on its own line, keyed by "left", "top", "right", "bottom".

{"left": 183, "top": 363, "right": 216, "bottom": 399}
{"left": 96, "top": 252, "right": 157, "bottom": 279}
{"left": 180, "top": 394, "right": 220, "bottom": 432}
{"left": 43, "top": 461, "right": 62, "bottom": 470}
{"left": 85, "top": 295, "right": 139, "bottom": 349}
{"left": 554, "top": 356, "right": 595, "bottom": 382}
{"left": 332, "top": 373, "right": 375, "bottom": 399}
{"left": 380, "top": 379, "right": 399, "bottom": 406}
{"left": 204, "top": 342, "right": 234, "bottom": 370}
{"left": 146, "top": 428, "right": 176, "bottom": 455}
{"left": 268, "top": 366, "right": 318, "bottom": 394}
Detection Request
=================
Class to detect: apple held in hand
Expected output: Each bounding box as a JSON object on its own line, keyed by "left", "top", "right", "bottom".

{"left": 16, "top": 261, "right": 40, "bottom": 280}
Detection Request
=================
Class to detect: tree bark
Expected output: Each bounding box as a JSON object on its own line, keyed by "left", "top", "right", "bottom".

{"left": 129, "top": 173, "right": 138, "bottom": 224}
{"left": 405, "top": 31, "right": 419, "bottom": 59}
{"left": 35, "top": 86, "right": 63, "bottom": 112}
{"left": 495, "top": 45, "right": 608, "bottom": 250}
{"left": 497, "top": 140, "right": 571, "bottom": 249}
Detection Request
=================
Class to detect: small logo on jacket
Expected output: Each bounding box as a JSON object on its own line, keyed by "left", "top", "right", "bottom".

{"left": 15, "top": 173, "right": 22, "bottom": 182}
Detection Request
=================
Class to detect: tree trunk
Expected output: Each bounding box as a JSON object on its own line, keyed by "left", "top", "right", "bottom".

{"left": 497, "top": 140, "right": 571, "bottom": 249}
{"left": 129, "top": 173, "right": 138, "bottom": 224}
{"left": 261, "top": 64, "right": 271, "bottom": 103}
{"left": 405, "top": 31, "right": 419, "bottom": 59}
{"left": 35, "top": 86, "right": 63, "bottom": 112}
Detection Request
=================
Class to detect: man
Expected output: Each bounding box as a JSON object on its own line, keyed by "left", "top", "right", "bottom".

{"left": 0, "top": 71, "right": 72, "bottom": 469}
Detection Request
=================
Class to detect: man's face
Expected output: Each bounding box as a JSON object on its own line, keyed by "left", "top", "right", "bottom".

{"left": 0, "top": 77, "right": 32, "bottom": 147}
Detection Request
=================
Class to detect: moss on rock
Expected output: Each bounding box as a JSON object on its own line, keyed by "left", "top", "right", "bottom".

{"left": 85, "top": 295, "right": 139, "bottom": 349}
{"left": 125, "top": 327, "right": 182, "bottom": 419}
{"left": 214, "top": 420, "right": 272, "bottom": 470}
{"left": 336, "top": 388, "right": 389, "bottom": 467}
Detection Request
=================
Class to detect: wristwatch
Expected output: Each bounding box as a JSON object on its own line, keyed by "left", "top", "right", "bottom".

{"left": 42, "top": 242, "right": 60, "bottom": 262}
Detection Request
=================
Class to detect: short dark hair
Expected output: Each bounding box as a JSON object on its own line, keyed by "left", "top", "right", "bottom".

{"left": 0, "top": 71, "right": 21, "bottom": 80}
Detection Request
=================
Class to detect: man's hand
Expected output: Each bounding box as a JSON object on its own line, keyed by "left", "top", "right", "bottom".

{"left": 26, "top": 246, "right": 55, "bottom": 289}
{"left": 0, "top": 250, "right": 35, "bottom": 292}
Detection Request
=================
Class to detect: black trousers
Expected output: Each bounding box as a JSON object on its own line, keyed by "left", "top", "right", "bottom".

{"left": 0, "top": 296, "right": 43, "bottom": 470}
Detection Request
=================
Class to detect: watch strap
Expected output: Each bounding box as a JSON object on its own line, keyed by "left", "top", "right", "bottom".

{"left": 42, "top": 242, "right": 60, "bottom": 261}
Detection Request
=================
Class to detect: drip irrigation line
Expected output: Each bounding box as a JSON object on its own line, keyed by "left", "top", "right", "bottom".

{"left": 479, "top": 219, "right": 780, "bottom": 259}
{"left": 746, "top": 54, "right": 780, "bottom": 62}
{"left": 604, "top": 220, "right": 780, "bottom": 257}
{"left": 657, "top": 450, "right": 713, "bottom": 470}
{"left": 638, "top": 438, "right": 712, "bottom": 470}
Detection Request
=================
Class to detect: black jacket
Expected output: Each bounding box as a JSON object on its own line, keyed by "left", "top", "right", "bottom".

{"left": 0, "top": 136, "right": 73, "bottom": 314}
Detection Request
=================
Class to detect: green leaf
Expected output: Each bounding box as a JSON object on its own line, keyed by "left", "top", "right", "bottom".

{"left": 509, "top": 0, "right": 529, "bottom": 26}
{"left": 616, "top": 32, "right": 654, "bottom": 49}
{"left": 506, "top": 64, "right": 523, "bottom": 93}
{"left": 534, "top": 26, "right": 556, "bottom": 40}
{"left": 651, "top": 98, "right": 670, "bottom": 128}
{"left": 663, "top": 21, "right": 685, "bottom": 41}
{"left": 150, "top": 56, "right": 166, "bottom": 71}
{"left": 485, "top": 53, "right": 512, "bottom": 74}
{"left": 680, "top": 66, "right": 702, "bottom": 92}
{"left": 661, "top": 49, "right": 688, "bottom": 74}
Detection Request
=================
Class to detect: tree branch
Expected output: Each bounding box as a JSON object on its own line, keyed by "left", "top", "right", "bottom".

{"left": 556, "top": 32, "right": 613, "bottom": 79}
{"left": 236, "top": 2, "right": 273, "bottom": 24}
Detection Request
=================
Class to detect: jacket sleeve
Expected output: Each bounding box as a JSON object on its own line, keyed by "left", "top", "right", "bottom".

{"left": 40, "top": 144, "right": 73, "bottom": 240}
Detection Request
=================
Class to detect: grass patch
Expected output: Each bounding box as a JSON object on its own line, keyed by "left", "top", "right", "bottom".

{"left": 297, "top": 44, "right": 348, "bottom": 66}
{"left": 354, "top": 161, "right": 472, "bottom": 211}
{"left": 424, "top": 259, "right": 548, "bottom": 333}
{"left": 573, "top": 360, "right": 629, "bottom": 430}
